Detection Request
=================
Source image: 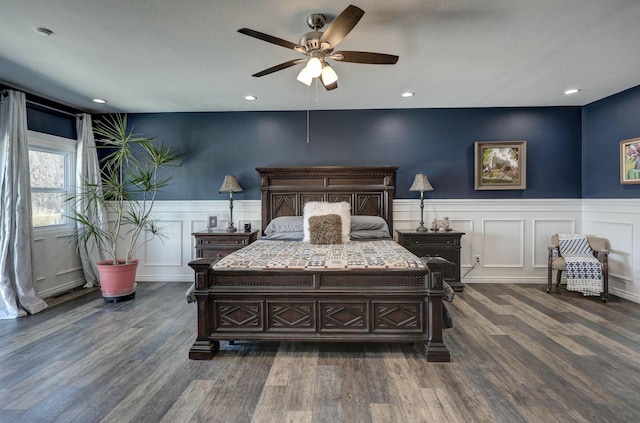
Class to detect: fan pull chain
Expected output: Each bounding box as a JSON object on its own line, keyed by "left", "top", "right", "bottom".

{"left": 306, "top": 85, "right": 310, "bottom": 143}
{"left": 306, "top": 108, "right": 310, "bottom": 144}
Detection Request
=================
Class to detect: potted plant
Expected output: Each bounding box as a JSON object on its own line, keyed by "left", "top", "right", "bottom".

{"left": 68, "top": 114, "right": 182, "bottom": 301}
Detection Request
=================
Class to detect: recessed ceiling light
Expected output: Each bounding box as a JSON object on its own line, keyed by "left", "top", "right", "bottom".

{"left": 244, "top": 95, "right": 258, "bottom": 101}
{"left": 35, "top": 27, "right": 53, "bottom": 37}
{"left": 564, "top": 88, "right": 581, "bottom": 95}
{"left": 92, "top": 98, "right": 107, "bottom": 104}
{"left": 401, "top": 92, "right": 415, "bottom": 98}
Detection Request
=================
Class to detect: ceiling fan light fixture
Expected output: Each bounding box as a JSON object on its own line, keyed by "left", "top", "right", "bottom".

{"left": 321, "top": 64, "right": 338, "bottom": 85}
{"left": 238, "top": 5, "right": 398, "bottom": 92}
{"left": 297, "top": 67, "right": 313, "bottom": 86}
{"left": 306, "top": 56, "right": 323, "bottom": 78}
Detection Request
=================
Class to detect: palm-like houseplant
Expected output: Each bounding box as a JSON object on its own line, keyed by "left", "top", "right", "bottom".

{"left": 68, "top": 114, "right": 182, "bottom": 300}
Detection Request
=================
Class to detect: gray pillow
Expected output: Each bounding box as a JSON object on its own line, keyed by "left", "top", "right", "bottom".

{"left": 262, "top": 232, "right": 304, "bottom": 241}
{"left": 350, "top": 230, "right": 391, "bottom": 240}
{"left": 350, "top": 215, "right": 389, "bottom": 232}
{"left": 264, "top": 216, "right": 304, "bottom": 235}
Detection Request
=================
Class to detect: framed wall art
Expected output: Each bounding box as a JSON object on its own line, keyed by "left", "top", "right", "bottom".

{"left": 207, "top": 214, "right": 219, "bottom": 230}
{"left": 474, "top": 141, "right": 527, "bottom": 190}
{"left": 620, "top": 137, "right": 640, "bottom": 184}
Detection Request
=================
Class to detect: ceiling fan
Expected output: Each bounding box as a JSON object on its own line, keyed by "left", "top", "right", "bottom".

{"left": 238, "top": 4, "right": 399, "bottom": 91}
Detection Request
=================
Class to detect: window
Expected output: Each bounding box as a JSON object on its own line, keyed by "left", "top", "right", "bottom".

{"left": 28, "top": 131, "right": 76, "bottom": 228}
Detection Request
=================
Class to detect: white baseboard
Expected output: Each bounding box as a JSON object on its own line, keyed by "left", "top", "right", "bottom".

{"left": 38, "top": 279, "right": 85, "bottom": 299}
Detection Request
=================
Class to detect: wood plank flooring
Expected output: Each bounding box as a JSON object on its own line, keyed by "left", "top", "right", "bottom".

{"left": 1, "top": 282, "right": 639, "bottom": 423}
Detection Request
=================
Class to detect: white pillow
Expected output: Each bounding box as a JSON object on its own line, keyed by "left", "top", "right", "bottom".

{"left": 303, "top": 201, "right": 351, "bottom": 243}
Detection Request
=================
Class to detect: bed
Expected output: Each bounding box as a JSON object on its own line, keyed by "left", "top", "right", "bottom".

{"left": 188, "top": 166, "right": 450, "bottom": 362}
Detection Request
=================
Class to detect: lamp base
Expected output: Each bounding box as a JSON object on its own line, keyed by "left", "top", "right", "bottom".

{"left": 226, "top": 225, "right": 237, "bottom": 233}
{"left": 416, "top": 224, "right": 428, "bottom": 232}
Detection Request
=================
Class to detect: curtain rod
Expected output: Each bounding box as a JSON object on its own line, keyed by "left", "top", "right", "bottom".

{"left": 26, "top": 99, "right": 79, "bottom": 118}
{"left": 1, "top": 83, "right": 82, "bottom": 118}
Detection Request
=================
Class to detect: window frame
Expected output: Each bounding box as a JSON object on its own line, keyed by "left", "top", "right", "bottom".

{"left": 28, "top": 130, "right": 77, "bottom": 230}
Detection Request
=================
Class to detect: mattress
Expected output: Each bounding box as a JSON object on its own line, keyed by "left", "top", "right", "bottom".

{"left": 212, "top": 239, "right": 426, "bottom": 270}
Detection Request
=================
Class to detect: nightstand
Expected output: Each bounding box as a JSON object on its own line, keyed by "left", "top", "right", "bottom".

{"left": 396, "top": 229, "right": 465, "bottom": 291}
{"left": 192, "top": 229, "right": 259, "bottom": 259}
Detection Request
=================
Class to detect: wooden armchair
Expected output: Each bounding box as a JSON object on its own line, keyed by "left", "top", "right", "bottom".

{"left": 547, "top": 234, "right": 609, "bottom": 302}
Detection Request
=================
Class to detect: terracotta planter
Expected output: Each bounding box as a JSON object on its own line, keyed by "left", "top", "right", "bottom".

{"left": 96, "top": 259, "right": 139, "bottom": 301}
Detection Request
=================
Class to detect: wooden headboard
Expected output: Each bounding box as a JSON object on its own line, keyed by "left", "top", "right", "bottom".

{"left": 256, "top": 166, "right": 398, "bottom": 234}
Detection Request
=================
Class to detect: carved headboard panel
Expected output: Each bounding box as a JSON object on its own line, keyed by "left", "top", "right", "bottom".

{"left": 256, "top": 166, "right": 398, "bottom": 234}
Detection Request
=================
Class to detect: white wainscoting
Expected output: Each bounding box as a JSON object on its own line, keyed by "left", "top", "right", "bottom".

{"left": 134, "top": 200, "right": 262, "bottom": 282}
{"left": 32, "top": 226, "right": 85, "bottom": 298}
{"left": 105, "top": 198, "right": 640, "bottom": 304}
{"left": 582, "top": 199, "right": 640, "bottom": 303}
{"left": 394, "top": 199, "right": 583, "bottom": 284}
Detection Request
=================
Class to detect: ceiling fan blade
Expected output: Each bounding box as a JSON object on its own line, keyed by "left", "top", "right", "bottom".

{"left": 319, "top": 5, "right": 365, "bottom": 50}
{"left": 238, "top": 28, "right": 300, "bottom": 50}
{"left": 251, "top": 59, "right": 306, "bottom": 77}
{"left": 322, "top": 80, "right": 338, "bottom": 91}
{"left": 331, "top": 51, "right": 399, "bottom": 65}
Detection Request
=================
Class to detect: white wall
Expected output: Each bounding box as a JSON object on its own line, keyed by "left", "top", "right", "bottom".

{"left": 582, "top": 199, "right": 640, "bottom": 303}
{"left": 32, "top": 226, "right": 84, "bottom": 298}
{"left": 39, "top": 198, "right": 639, "bottom": 304}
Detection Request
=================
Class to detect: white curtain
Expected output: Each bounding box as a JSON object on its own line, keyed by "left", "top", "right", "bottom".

{"left": 0, "top": 89, "right": 48, "bottom": 319}
{"left": 76, "top": 113, "right": 107, "bottom": 287}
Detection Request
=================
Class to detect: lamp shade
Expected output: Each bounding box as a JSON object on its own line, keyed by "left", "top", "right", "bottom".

{"left": 321, "top": 64, "right": 338, "bottom": 85}
{"left": 218, "top": 175, "right": 243, "bottom": 193}
{"left": 409, "top": 173, "right": 434, "bottom": 192}
{"left": 296, "top": 67, "right": 313, "bottom": 86}
{"left": 306, "top": 57, "right": 323, "bottom": 78}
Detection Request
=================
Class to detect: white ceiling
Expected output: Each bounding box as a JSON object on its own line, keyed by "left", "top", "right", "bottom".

{"left": 2, "top": 0, "right": 640, "bottom": 113}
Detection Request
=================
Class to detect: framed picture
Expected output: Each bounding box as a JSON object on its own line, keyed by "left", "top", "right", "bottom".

{"left": 207, "top": 214, "right": 219, "bottom": 229}
{"left": 474, "top": 141, "right": 527, "bottom": 190}
{"left": 620, "top": 137, "right": 640, "bottom": 184}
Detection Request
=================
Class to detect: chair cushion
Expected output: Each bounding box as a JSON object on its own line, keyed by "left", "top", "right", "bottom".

{"left": 551, "top": 257, "right": 566, "bottom": 271}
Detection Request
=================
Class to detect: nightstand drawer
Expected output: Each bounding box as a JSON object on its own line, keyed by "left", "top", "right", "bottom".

{"left": 198, "top": 237, "right": 248, "bottom": 248}
{"left": 402, "top": 235, "right": 460, "bottom": 247}
{"left": 200, "top": 248, "right": 236, "bottom": 259}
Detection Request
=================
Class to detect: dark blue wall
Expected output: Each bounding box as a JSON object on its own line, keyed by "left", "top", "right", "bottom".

{"left": 25, "top": 84, "right": 640, "bottom": 201}
{"left": 582, "top": 85, "right": 640, "bottom": 198}
{"left": 125, "top": 107, "right": 582, "bottom": 201}
{"left": 26, "top": 104, "right": 76, "bottom": 139}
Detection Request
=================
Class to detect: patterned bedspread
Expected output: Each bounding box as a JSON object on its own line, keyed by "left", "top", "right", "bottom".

{"left": 213, "top": 240, "right": 427, "bottom": 270}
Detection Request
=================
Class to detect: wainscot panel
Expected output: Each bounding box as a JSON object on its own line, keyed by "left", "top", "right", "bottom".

{"left": 125, "top": 198, "right": 639, "bottom": 305}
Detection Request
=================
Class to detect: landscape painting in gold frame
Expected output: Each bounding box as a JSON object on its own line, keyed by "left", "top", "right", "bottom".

{"left": 474, "top": 141, "right": 526, "bottom": 190}
{"left": 620, "top": 137, "right": 640, "bottom": 185}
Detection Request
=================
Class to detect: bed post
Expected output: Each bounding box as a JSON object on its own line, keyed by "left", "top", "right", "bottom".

{"left": 423, "top": 271, "right": 451, "bottom": 362}
{"left": 188, "top": 258, "right": 219, "bottom": 360}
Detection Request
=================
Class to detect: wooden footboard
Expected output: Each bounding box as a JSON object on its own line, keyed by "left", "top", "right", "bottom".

{"left": 188, "top": 259, "right": 450, "bottom": 362}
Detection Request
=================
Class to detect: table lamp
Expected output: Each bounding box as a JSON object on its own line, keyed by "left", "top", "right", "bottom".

{"left": 409, "top": 172, "right": 434, "bottom": 232}
{"left": 218, "top": 175, "right": 243, "bottom": 233}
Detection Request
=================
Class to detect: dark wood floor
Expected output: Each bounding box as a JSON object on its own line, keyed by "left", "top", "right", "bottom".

{"left": 1, "top": 282, "right": 639, "bottom": 423}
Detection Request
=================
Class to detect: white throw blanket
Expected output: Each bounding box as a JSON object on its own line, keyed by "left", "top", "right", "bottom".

{"left": 558, "top": 234, "right": 602, "bottom": 296}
